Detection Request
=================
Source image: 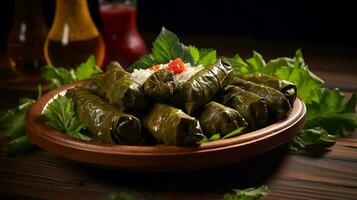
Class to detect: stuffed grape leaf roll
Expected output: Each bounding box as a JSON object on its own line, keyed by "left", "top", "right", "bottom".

{"left": 172, "top": 59, "right": 233, "bottom": 115}
{"left": 240, "top": 73, "right": 297, "bottom": 105}
{"left": 231, "top": 77, "right": 291, "bottom": 121}
{"left": 218, "top": 85, "right": 268, "bottom": 130}
{"left": 198, "top": 101, "right": 248, "bottom": 136}
{"left": 143, "top": 69, "right": 176, "bottom": 102}
{"left": 91, "top": 62, "right": 150, "bottom": 111}
{"left": 66, "top": 87, "right": 143, "bottom": 145}
{"left": 143, "top": 103, "right": 205, "bottom": 145}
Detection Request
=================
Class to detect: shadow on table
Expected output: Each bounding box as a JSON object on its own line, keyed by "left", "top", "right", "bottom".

{"left": 79, "top": 146, "right": 289, "bottom": 196}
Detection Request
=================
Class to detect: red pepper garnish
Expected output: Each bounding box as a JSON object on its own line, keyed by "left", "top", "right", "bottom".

{"left": 165, "top": 58, "right": 185, "bottom": 74}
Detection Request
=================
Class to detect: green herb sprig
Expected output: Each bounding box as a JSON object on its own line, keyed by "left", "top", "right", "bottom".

{"left": 0, "top": 56, "right": 101, "bottom": 154}
{"left": 223, "top": 185, "right": 269, "bottom": 200}
{"left": 43, "top": 95, "right": 90, "bottom": 141}
{"left": 128, "top": 27, "right": 216, "bottom": 72}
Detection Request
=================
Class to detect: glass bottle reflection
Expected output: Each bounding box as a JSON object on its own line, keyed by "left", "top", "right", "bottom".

{"left": 44, "top": 0, "right": 105, "bottom": 68}
{"left": 7, "top": 0, "right": 47, "bottom": 75}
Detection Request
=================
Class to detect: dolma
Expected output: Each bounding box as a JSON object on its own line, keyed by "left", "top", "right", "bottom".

{"left": 231, "top": 77, "right": 291, "bottom": 120}
{"left": 172, "top": 59, "right": 233, "bottom": 115}
{"left": 218, "top": 85, "right": 268, "bottom": 130}
{"left": 143, "top": 103, "right": 205, "bottom": 145}
{"left": 91, "top": 61, "right": 149, "bottom": 111}
{"left": 143, "top": 69, "right": 176, "bottom": 102}
{"left": 240, "top": 73, "right": 297, "bottom": 105}
{"left": 66, "top": 87, "right": 143, "bottom": 145}
{"left": 198, "top": 101, "right": 248, "bottom": 136}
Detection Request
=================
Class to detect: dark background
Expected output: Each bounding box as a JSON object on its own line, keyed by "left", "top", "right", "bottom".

{"left": 138, "top": 0, "right": 357, "bottom": 45}
{"left": 1, "top": 0, "right": 356, "bottom": 47}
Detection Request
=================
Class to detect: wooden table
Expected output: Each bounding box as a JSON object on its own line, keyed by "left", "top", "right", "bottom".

{"left": 0, "top": 36, "right": 357, "bottom": 200}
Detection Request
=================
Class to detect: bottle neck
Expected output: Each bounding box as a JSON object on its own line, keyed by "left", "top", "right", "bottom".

{"left": 54, "top": 0, "right": 93, "bottom": 26}
{"left": 100, "top": 2, "right": 138, "bottom": 34}
{"left": 10, "top": 0, "right": 48, "bottom": 40}
{"left": 49, "top": 0, "right": 100, "bottom": 41}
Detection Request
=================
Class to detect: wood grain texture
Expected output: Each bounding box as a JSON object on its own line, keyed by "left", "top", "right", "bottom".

{"left": 1, "top": 134, "right": 356, "bottom": 200}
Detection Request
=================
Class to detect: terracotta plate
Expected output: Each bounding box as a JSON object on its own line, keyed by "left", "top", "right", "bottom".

{"left": 26, "top": 81, "right": 306, "bottom": 171}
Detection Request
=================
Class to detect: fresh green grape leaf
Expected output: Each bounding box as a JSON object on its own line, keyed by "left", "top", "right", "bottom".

{"left": 151, "top": 27, "right": 180, "bottom": 63}
{"left": 189, "top": 45, "right": 200, "bottom": 64}
{"left": 288, "top": 127, "right": 336, "bottom": 152}
{"left": 230, "top": 50, "right": 324, "bottom": 104}
{"left": 42, "top": 56, "right": 101, "bottom": 90}
{"left": 42, "top": 66, "right": 76, "bottom": 90}
{"left": 227, "top": 54, "right": 250, "bottom": 74}
{"left": 305, "top": 89, "right": 357, "bottom": 136}
{"left": 129, "top": 27, "right": 217, "bottom": 71}
{"left": 229, "top": 51, "right": 265, "bottom": 74}
{"left": 262, "top": 51, "right": 356, "bottom": 151}
{"left": 128, "top": 27, "right": 197, "bottom": 72}
{"left": 0, "top": 98, "right": 35, "bottom": 139}
{"left": 43, "top": 95, "right": 91, "bottom": 141}
{"left": 266, "top": 50, "right": 324, "bottom": 104}
{"left": 245, "top": 51, "right": 266, "bottom": 72}
{"left": 263, "top": 56, "right": 294, "bottom": 74}
{"left": 198, "top": 48, "right": 217, "bottom": 66}
{"left": 3, "top": 135, "right": 35, "bottom": 155}
{"left": 127, "top": 54, "right": 158, "bottom": 72}
{"left": 75, "top": 55, "right": 102, "bottom": 80}
{"left": 152, "top": 27, "right": 193, "bottom": 64}
{"left": 223, "top": 185, "right": 269, "bottom": 200}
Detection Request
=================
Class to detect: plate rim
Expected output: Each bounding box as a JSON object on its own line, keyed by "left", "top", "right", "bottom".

{"left": 26, "top": 80, "right": 306, "bottom": 170}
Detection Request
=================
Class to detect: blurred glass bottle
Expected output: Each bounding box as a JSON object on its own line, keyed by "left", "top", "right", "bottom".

{"left": 45, "top": 0, "right": 105, "bottom": 68}
{"left": 7, "top": 0, "right": 48, "bottom": 74}
{"left": 99, "top": 0, "right": 147, "bottom": 68}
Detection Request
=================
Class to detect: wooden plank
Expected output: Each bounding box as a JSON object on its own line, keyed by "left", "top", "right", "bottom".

{"left": 1, "top": 134, "right": 356, "bottom": 200}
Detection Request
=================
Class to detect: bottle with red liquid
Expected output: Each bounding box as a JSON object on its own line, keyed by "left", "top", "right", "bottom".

{"left": 99, "top": 0, "right": 147, "bottom": 68}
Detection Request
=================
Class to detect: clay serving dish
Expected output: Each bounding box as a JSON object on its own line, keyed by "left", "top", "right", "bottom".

{"left": 26, "top": 81, "right": 306, "bottom": 171}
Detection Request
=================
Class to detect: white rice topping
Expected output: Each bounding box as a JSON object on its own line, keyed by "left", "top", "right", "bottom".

{"left": 132, "top": 62, "right": 204, "bottom": 85}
